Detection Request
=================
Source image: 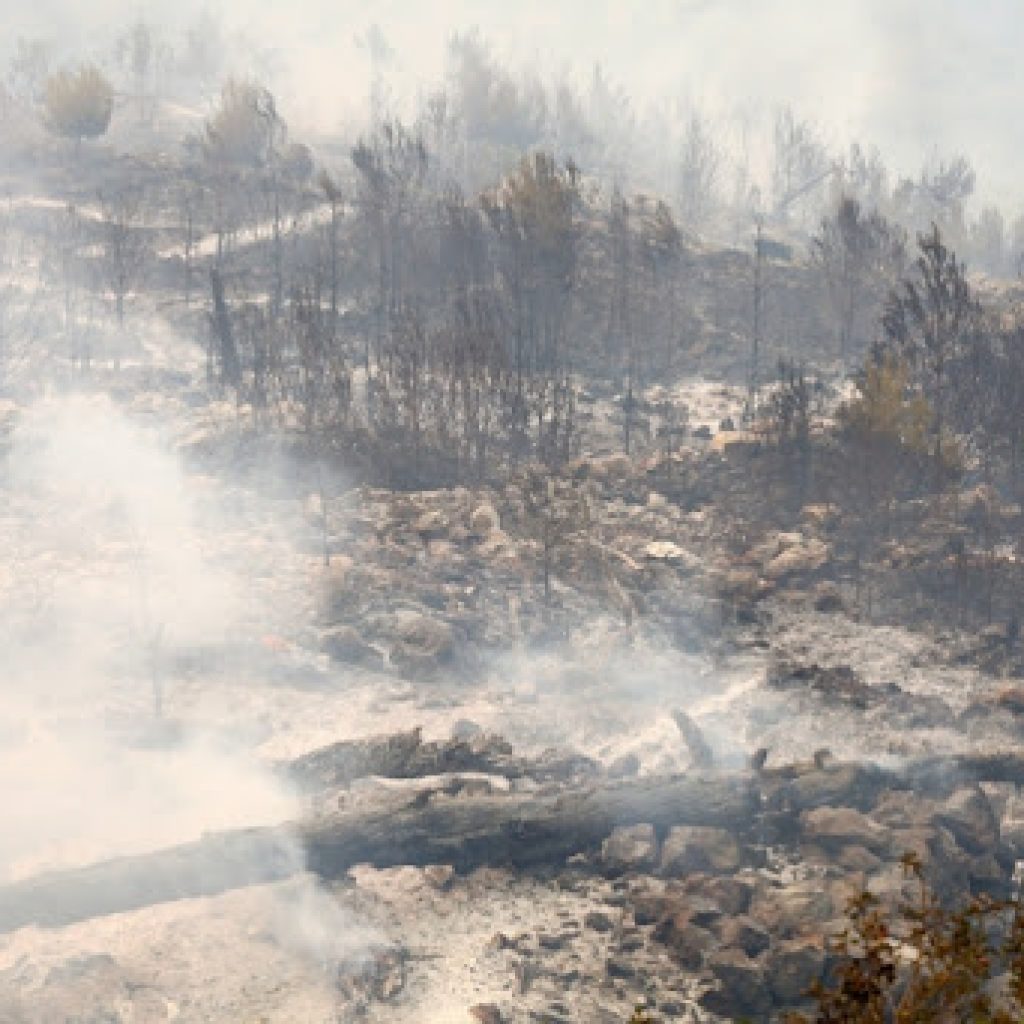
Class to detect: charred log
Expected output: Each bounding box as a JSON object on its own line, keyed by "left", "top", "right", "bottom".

{"left": 8, "top": 750, "right": 1024, "bottom": 935}
{"left": 0, "top": 771, "right": 756, "bottom": 934}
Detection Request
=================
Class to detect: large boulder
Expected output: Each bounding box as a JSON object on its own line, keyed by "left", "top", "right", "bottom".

{"left": 800, "top": 806, "right": 892, "bottom": 855}
{"left": 600, "top": 823, "right": 659, "bottom": 873}
{"left": 931, "top": 786, "right": 999, "bottom": 856}
{"left": 699, "top": 949, "right": 771, "bottom": 1019}
{"left": 660, "top": 825, "right": 742, "bottom": 876}
{"left": 653, "top": 916, "right": 714, "bottom": 969}
{"left": 768, "top": 938, "right": 825, "bottom": 1005}
{"left": 689, "top": 874, "right": 755, "bottom": 916}
{"left": 750, "top": 879, "right": 835, "bottom": 939}
{"left": 320, "top": 624, "right": 384, "bottom": 669}
{"left": 721, "top": 915, "right": 771, "bottom": 958}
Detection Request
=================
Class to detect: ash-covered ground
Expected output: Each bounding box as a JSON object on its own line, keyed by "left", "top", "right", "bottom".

{"left": 2, "top": 25, "right": 1024, "bottom": 1017}
{"left": 2, "top": 360, "right": 1023, "bottom": 1024}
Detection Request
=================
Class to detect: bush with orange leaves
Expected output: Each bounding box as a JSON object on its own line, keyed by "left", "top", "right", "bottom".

{"left": 787, "top": 852, "right": 1024, "bottom": 1023}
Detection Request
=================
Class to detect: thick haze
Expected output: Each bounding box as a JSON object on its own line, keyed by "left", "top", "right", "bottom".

{"left": 5, "top": 0, "right": 1023, "bottom": 209}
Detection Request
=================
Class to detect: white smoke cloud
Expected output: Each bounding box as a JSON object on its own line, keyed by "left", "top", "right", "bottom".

{"left": 0, "top": 392, "right": 293, "bottom": 881}
{"left": 6, "top": 0, "right": 1022, "bottom": 208}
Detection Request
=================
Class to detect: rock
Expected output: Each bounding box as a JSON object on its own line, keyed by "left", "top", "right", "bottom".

{"left": 477, "top": 528, "right": 513, "bottom": 559}
{"left": 644, "top": 541, "right": 698, "bottom": 571}
{"left": 601, "top": 823, "right": 659, "bottom": 873}
{"left": 316, "top": 552, "right": 354, "bottom": 590}
{"left": 695, "top": 875, "right": 755, "bottom": 916}
{"left": 888, "top": 826, "right": 939, "bottom": 869}
{"left": 994, "top": 687, "right": 1024, "bottom": 715}
{"left": 866, "top": 862, "right": 922, "bottom": 904}
{"left": 685, "top": 896, "right": 726, "bottom": 930}
{"left": 593, "top": 453, "right": 633, "bottom": 480}
{"left": 764, "top": 537, "right": 830, "bottom": 580}
{"left": 470, "top": 503, "right": 500, "bottom": 534}
{"left": 384, "top": 611, "right": 455, "bottom": 676}
{"left": 608, "top": 753, "right": 641, "bottom": 778}
{"left": 800, "top": 806, "right": 892, "bottom": 855}
{"left": 871, "top": 789, "right": 936, "bottom": 829}
{"left": 768, "top": 938, "right": 824, "bottom": 1004}
{"left": 450, "top": 719, "right": 483, "bottom": 741}
{"left": 413, "top": 508, "right": 448, "bottom": 538}
{"left": 768, "top": 661, "right": 876, "bottom": 709}
{"left": 717, "top": 566, "right": 766, "bottom": 601}
{"left": 969, "top": 852, "right": 1013, "bottom": 899}
{"left": 749, "top": 531, "right": 802, "bottom": 564}
{"left": 751, "top": 880, "right": 834, "bottom": 938}
{"left": 932, "top": 786, "right": 999, "bottom": 855}
{"left": 721, "top": 915, "right": 771, "bottom": 958}
{"left": 470, "top": 1004, "right": 504, "bottom": 1024}
{"left": 1000, "top": 818, "right": 1024, "bottom": 859}
{"left": 584, "top": 911, "right": 615, "bottom": 933}
{"left": 836, "top": 844, "right": 884, "bottom": 873}
{"left": 422, "top": 864, "right": 454, "bottom": 890}
{"left": 605, "top": 956, "right": 636, "bottom": 980}
{"left": 320, "top": 625, "right": 383, "bottom": 668}
{"left": 629, "top": 890, "right": 666, "bottom": 926}
{"left": 700, "top": 949, "right": 771, "bottom": 1019}
{"left": 653, "top": 917, "right": 713, "bottom": 969}
{"left": 660, "top": 826, "right": 742, "bottom": 876}
{"left": 710, "top": 430, "right": 759, "bottom": 454}
{"left": 813, "top": 581, "right": 845, "bottom": 613}
{"left": 802, "top": 503, "right": 836, "bottom": 527}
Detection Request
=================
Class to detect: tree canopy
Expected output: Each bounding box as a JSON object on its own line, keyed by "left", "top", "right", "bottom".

{"left": 202, "top": 79, "right": 285, "bottom": 170}
{"left": 42, "top": 65, "right": 113, "bottom": 144}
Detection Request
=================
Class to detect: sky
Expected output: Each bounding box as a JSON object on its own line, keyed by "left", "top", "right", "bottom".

{"left": 5, "top": 0, "right": 1024, "bottom": 211}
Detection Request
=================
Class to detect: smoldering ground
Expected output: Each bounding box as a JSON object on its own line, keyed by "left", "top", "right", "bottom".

{"left": 0, "top": 389, "right": 380, "bottom": 992}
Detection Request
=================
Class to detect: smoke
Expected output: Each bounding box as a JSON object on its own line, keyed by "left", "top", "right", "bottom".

{"left": 7, "top": 0, "right": 1024, "bottom": 209}
{"left": 0, "top": 387, "right": 375, "bottom": 979}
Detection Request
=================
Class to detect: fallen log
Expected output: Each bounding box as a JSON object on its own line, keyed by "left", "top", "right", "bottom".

{"left": 8, "top": 751, "right": 1024, "bottom": 935}
{"left": 0, "top": 771, "right": 756, "bottom": 934}
{"left": 0, "top": 828, "right": 299, "bottom": 933}
{"left": 301, "top": 770, "right": 759, "bottom": 877}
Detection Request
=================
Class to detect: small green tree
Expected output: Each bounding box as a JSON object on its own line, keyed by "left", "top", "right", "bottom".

{"left": 521, "top": 468, "right": 591, "bottom": 606}
{"left": 202, "top": 78, "right": 284, "bottom": 170}
{"left": 881, "top": 223, "right": 978, "bottom": 477}
{"left": 42, "top": 65, "right": 113, "bottom": 145}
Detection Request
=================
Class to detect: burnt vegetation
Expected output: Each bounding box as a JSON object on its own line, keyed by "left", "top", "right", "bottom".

{"left": 7, "top": 15, "right": 1024, "bottom": 1023}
